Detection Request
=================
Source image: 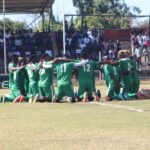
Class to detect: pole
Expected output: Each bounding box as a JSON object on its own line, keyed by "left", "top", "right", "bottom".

{"left": 3, "top": 0, "right": 7, "bottom": 75}
{"left": 42, "top": 12, "right": 45, "bottom": 32}
{"left": 99, "top": 51, "right": 103, "bottom": 84}
{"left": 63, "top": 0, "right": 66, "bottom": 55}
{"left": 149, "top": 14, "right": 150, "bottom": 38}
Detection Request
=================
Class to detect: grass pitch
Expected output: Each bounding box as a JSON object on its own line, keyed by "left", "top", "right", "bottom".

{"left": 0, "top": 83, "right": 150, "bottom": 150}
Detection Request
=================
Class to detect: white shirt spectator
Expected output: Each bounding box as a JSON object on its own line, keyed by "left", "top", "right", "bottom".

{"left": 45, "top": 50, "right": 52, "bottom": 57}
{"left": 66, "top": 38, "right": 72, "bottom": 45}
{"left": 135, "top": 47, "right": 143, "bottom": 58}
{"left": 77, "top": 38, "right": 82, "bottom": 45}
{"left": 76, "top": 48, "right": 82, "bottom": 54}
{"left": 5, "top": 33, "right": 11, "bottom": 39}
{"left": 139, "top": 39, "right": 144, "bottom": 47}
{"left": 83, "top": 37, "right": 90, "bottom": 44}
{"left": 142, "top": 34, "right": 149, "bottom": 42}
{"left": 13, "top": 51, "right": 21, "bottom": 56}
{"left": 79, "top": 43, "right": 86, "bottom": 50}
{"left": 0, "top": 38, "right": 4, "bottom": 44}
{"left": 15, "top": 39, "right": 22, "bottom": 46}
{"left": 28, "top": 32, "right": 35, "bottom": 38}
{"left": 89, "top": 35, "right": 96, "bottom": 43}
{"left": 25, "top": 51, "right": 31, "bottom": 56}
{"left": 87, "top": 30, "right": 92, "bottom": 36}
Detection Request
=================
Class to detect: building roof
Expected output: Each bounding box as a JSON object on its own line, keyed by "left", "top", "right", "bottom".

{"left": 0, "top": 0, "right": 54, "bottom": 14}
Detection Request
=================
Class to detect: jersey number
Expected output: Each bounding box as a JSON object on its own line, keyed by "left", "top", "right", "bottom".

{"left": 60, "top": 64, "right": 67, "bottom": 73}
{"left": 14, "top": 72, "right": 17, "bottom": 80}
{"left": 83, "top": 64, "right": 91, "bottom": 72}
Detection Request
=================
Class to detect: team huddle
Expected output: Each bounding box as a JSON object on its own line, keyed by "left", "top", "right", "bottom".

{"left": 1, "top": 49, "right": 149, "bottom": 103}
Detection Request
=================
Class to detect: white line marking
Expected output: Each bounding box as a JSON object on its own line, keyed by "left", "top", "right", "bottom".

{"left": 91, "top": 102, "right": 144, "bottom": 113}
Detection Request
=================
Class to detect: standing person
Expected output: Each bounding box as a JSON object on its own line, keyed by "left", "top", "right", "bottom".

{"left": 130, "top": 55, "right": 140, "bottom": 93}
{"left": 134, "top": 45, "right": 143, "bottom": 68}
{"left": 26, "top": 55, "right": 39, "bottom": 103}
{"left": 118, "top": 51, "right": 133, "bottom": 99}
{"left": 102, "top": 56, "right": 121, "bottom": 101}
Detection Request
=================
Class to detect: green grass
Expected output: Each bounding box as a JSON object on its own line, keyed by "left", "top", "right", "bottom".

{"left": 0, "top": 84, "right": 150, "bottom": 150}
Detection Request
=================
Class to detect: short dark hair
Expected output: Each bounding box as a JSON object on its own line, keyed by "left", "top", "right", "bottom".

{"left": 40, "top": 53, "right": 49, "bottom": 60}
{"left": 81, "top": 53, "right": 88, "bottom": 59}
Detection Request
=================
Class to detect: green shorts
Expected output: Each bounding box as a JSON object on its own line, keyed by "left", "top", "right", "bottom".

{"left": 29, "top": 82, "right": 39, "bottom": 97}
{"left": 78, "top": 82, "right": 93, "bottom": 99}
{"left": 4, "top": 88, "right": 22, "bottom": 102}
{"left": 39, "top": 86, "right": 54, "bottom": 99}
{"left": 106, "top": 82, "right": 120, "bottom": 98}
{"left": 122, "top": 76, "right": 133, "bottom": 94}
{"left": 57, "top": 84, "right": 74, "bottom": 100}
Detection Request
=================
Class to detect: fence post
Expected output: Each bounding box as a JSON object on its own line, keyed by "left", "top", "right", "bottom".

{"left": 99, "top": 51, "right": 103, "bottom": 84}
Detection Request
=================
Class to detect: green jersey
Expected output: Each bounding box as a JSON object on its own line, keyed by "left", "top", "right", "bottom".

{"left": 12, "top": 69, "right": 22, "bottom": 90}
{"left": 103, "top": 64, "right": 120, "bottom": 83}
{"left": 118, "top": 58, "right": 133, "bottom": 76}
{"left": 131, "top": 60, "right": 139, "bottom": 76}
{"left": 77, "top": 61, "right": 99, "bottom": 84}
{"left": 8, "top": 62, "right": 16, "bottom": 88}
{"left": 26, "top": 64, "right": 39, "bottom": 83}
{"left": 56, "top": 62, "right": 74, "bottom": 86}
{"left": 38, "top": 61, "right": 54, "bottom": 87}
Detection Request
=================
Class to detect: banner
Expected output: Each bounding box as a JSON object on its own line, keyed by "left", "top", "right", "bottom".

{"left": 0, "top": 75, "right": 9, "bottom": 89}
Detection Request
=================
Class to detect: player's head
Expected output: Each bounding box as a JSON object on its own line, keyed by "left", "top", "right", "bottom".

{"left": 27, "top": 55, "right": 37, "bottom": 64}
{"left": 11, "top": 54, "right": 18, "bottom": 64}
{"left": 18, "top": 57, "right": 26, "bottom": 66}
{"left": 40, "top": 53, "right": 50, "bottom": 62}
{"left": 62, "top": 54, "right": 69, "bottom": 59}
{"left": 80, "top": 53, "right": 88, "bottom": 60}
{"left": 118, "top": 51, "right": 125, "bottom": 59}
{"left": 123, "top": 49, "right": 131, "bottom": 58}
{"left": 103, "top": 55, "right": 110, "bottom": 61}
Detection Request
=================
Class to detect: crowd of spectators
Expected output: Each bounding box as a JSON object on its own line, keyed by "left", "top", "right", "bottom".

{"left": 1, "top": 24, "right": 150, "bottom": 74}
{"left": 55, "top": 21, "right": 121, "bottom": 60}
{"left": 0, "top": 22, "right": 122, "bottom": 63}
{"left": 0, "top": 29, "right": 53, "bottom": 60}
{"left": 131, "top": 28, "right": 150, "bottom": 64}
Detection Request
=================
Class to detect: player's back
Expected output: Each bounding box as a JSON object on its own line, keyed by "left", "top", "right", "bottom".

{"left": 77, "top": 61, "right": 95, "bottom": 84}
{"left": 39, "top": 62, "right": 53, "bottom": 87}
{"left": 26, "top": 64, "right": 39, "bottom": 83}
{"left": 118, "top": 58, "right": 132, "bottom": 73}
{"left": 56, "top": 62, "right": 74, "bottom": 85}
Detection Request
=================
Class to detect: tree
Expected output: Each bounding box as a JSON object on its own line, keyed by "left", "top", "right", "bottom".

{"left": 0, "top": 18, "right": 27, "bottom": 31}
{"left": 37, "top": 14, "right": 63, "bottom": 31}
{"left": 73, "top": 0, "right": 95, "bottom": 14}
{"left": 73, "top": 0, "right": 141, "bottom": 29}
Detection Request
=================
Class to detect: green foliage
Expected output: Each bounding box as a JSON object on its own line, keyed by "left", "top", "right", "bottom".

{"left": 73, "top": 0, "right": 141, "bottom": 29}
{"left": 73, "top": 0, "right": 95, "bottom": 14}
{"left": 38, "top": 19, "right": 63, "bottom": 32}
{"left": 0, "top": 18, "right": 27, "bottom": 31}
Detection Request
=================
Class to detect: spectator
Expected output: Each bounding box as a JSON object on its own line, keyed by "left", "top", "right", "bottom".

{"left": 135, "top": 45, "right": 143, "bottom": 67}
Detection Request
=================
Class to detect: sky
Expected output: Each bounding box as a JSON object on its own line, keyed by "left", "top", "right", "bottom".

{"left": 0, "top": 0, "right": 149, "bottom": 24}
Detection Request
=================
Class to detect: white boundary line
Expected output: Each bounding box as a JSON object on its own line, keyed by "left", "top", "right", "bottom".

{"left": 90, "top": 102, "right": 144, "bottom": 113}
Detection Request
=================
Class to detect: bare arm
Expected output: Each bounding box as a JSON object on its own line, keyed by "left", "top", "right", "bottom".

{"left": 74, "top": 60, "right": 89, "bottom": 67}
